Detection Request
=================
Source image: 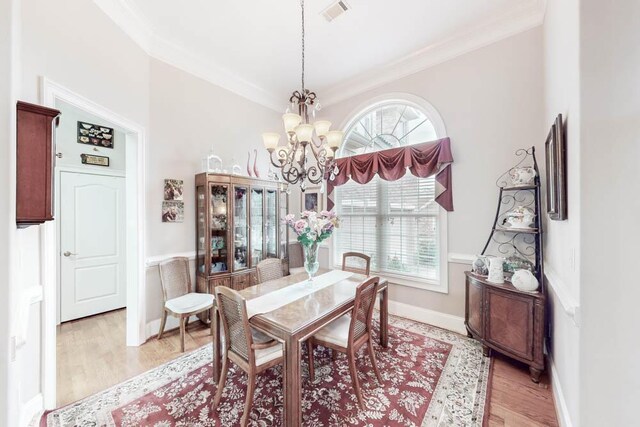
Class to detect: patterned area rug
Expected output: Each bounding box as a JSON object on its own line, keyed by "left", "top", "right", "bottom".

{"left": 40, "top": 315, "right": 490, "bottom": 426}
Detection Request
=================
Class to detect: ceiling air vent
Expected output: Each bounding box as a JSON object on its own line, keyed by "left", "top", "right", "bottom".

{"left": 322, "top": 1, "right": 349, "bottom": 22}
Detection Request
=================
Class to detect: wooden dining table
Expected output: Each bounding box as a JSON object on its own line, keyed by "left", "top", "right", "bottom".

{"left": 211, "top": 268, "right": 389, "bottom": 427}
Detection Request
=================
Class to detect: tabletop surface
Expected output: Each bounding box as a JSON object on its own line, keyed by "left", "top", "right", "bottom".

{"left": 240, "top": 268, "right": 387, "bottom": 335}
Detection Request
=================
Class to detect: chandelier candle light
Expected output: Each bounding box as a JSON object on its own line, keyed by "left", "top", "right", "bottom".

{"left": 284, "top": 210, "right": 340, "bottom": 281}
{"left": 262, "top": 0, "right": 344, "bottom": 192}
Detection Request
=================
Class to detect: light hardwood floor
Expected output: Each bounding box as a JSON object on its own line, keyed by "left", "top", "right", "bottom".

{"left": 57, "top": 309, "right": 558, "bottom": 426}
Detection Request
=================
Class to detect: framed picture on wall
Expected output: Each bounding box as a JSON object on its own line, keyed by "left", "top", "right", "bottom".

{"left": 545, "top": 114, "right": 567, "bottom": 220}
{"left": 77, "top": 121, "right": 114, "bottom": 148}
{"left": 162, "top": 201, "right": 184, "bottom": 223}
{"left": 301, "top": 187, "right": 323, "bottom": 212}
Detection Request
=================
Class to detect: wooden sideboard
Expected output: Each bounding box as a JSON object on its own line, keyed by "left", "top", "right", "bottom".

{"left": 465, "top": 271, "right": 545, "bottom": 382}
{"left": 16, "top": 101, "right": 61, "bottom": 227}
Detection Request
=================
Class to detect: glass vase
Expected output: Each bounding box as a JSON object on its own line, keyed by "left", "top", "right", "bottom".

{"left": 303, "top": 242, "right": 320, "bottom": 281}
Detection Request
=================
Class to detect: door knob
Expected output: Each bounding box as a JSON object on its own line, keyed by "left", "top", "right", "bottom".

{"left": 63, "top": 251, "right": 77, "bottom": 257}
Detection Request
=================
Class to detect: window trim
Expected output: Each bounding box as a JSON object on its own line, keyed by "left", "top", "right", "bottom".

{"left": 332, "top": 93, "right": 449, "bottom": 293}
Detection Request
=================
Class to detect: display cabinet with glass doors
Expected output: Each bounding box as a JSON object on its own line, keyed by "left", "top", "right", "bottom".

{"left": 195, "top": 173, "right": 288, "bottom": 321}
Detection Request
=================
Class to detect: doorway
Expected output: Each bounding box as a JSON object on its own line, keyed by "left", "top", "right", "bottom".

{"left": 40, "top": 78, "right": 146, "bottom": 409}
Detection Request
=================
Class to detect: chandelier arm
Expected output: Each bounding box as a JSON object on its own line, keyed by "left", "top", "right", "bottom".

{"left": 268, "top": 150, "right": 286, "bottom": 169}
{"left": 305, "top": 164, "right": 323, "bottom": 184}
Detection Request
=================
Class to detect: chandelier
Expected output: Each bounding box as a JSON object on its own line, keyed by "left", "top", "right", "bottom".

{"left": 262, "top": 0, "right": 343, "bottom": 192}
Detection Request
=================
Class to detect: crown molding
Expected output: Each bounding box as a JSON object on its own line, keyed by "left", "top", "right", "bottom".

{"left": 93, "top": 0, "right": 545, "bottom": 112}
{"left": 320, "top": 0, "right": 546, "bottom": 106}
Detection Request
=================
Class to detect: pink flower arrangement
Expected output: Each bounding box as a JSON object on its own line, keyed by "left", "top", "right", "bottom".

{"left": 283, "top": 210, "right": 340, "bottom": 246}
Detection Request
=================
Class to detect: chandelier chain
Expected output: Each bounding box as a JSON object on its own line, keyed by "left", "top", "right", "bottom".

{"left": 301, "top": 0, "right": 305, "bottom": 92}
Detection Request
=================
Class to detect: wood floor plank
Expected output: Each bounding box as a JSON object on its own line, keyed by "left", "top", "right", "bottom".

{"left": 57, "top": 309, "right": 559, "bottom": 427}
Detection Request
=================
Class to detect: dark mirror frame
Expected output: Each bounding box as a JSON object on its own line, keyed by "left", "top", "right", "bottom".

{"left": 545, "top": 114, "right": 567, "bottom": 220}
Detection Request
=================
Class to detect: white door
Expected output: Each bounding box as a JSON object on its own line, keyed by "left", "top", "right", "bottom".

{"left": 60, "top": 171, "right": 126, "bottom": 321}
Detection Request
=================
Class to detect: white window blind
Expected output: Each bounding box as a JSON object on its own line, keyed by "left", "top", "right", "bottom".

{"left": 335, "top": 173, "right": 440, "bottom": 282}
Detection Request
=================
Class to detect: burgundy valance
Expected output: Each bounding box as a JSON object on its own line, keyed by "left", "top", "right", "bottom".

{"left": 327, "top": 137, "right": 454, "bottom": 211}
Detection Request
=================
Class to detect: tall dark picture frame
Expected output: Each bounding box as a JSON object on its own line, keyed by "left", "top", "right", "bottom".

{"left": 545, "top": 114, "right": 567, "bottom": 220}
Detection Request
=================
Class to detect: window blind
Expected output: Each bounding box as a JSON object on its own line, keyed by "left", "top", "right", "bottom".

{"left": 335, "top": 173, "right": 440, "bottom": 282}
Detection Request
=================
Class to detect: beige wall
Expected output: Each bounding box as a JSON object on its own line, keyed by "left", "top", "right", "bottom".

{"left": 579, "top": 1, "right": 640, "bottom": 425}
{"left": 542, "top": 0, "right": 581, "bottom": 425}
{"left": 312, "top": 28, "right": 544, "bottom": 318}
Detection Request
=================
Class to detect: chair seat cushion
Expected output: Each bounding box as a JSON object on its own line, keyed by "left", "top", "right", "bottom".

{"left": 255, "top": 342, "right": 284, "bottom": 366}
{"left": 313, "top": 314, "right": 351, "bottom": 348}
{"left": 166, "top": 293, "right": 214, "bottom": 314}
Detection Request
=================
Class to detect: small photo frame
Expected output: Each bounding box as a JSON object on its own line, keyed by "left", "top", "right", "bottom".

{"left": 77, "top": 121, "right": 114, "bottom": 148}
{"left": 80, "top": 153, "right": 109, "bottom": 167}
{"left": 301, "top": 187, "right": 323, "bottom": 212}
{"left": 164, "top": 179, "right": 184, "bottom": 201}
{"left": 162, "top": 201, "right": 184, "bottom": 223}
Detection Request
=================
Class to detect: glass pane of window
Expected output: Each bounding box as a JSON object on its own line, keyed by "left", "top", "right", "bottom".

{"left": 334, "top": 100, "right": 442, "bottom": 284}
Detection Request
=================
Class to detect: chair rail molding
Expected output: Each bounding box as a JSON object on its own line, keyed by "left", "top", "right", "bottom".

{"left": 146, "top": 251, "right": 197, "bottom": 267}
{"left": 543, "top": 266, "right": 580, "bottom": 327}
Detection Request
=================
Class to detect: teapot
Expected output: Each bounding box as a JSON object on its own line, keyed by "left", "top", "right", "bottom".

{"left": 511, "top": 269, "right": 539, "bottom": 292}
{"left": 504, "top": 206, "right": 535, "bottom": 229}
{"left": 509, "top": 167, "right": 537, "bottom": 187}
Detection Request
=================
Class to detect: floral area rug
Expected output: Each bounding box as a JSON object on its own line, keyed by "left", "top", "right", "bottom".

{"left": 40, "top": 315, "right": 490, "bottom": 426}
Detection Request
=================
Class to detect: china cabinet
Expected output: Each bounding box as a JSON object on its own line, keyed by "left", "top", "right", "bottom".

{"left": 195, "top": 173, "right": 288, "bottom": 320}
{"left": 465, "top": 147, "right": 546, "bottom": 382}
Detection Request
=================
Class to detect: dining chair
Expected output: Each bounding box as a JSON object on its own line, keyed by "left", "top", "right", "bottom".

{"left": 288, "top": 242, "right": 305, "bottom": 275}
{"left": 213, "top": 286, "right": 284, "bottom": 427}
{"left": 157, "top": 257, "right": 214, "bottom": 352}
{"left": 342, "top": 252, "right": 371, "bottom": 276}
{"left": 306, "top": 276, "right": 383, "bottom": 408}
{"left": 256, "top": 258, "right": 284, "bottom": 284}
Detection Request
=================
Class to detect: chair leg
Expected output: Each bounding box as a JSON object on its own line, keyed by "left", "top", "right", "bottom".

{"left": 240, "top": 373, "right": 256, "bottom": 427}
{"left": 347, "top": 349, "right": 364, "bottom": 409}
{"left": 184, "top": 315, "right": 189, "bottom": 330}
{"left": 367, "top": 339, "right": 383, "bottom": 384}
{"left": 213, "top": 353, "right": 229, "bottom": 408}
{"left": 306, "top": 339, "right": 315, "bottom": 381}
{"left": 209, "top": 307, "right": 215, "bottom": 336}
{"left": 179, "top": 315, "right": 186, "bottom": 352}
{"left": 157, "top": 311, "right": 168, "bottom": 340}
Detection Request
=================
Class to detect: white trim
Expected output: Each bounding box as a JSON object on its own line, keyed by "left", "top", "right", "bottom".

{"left": 19, "top": 393, "right": 42, "bottom": 427}
{"left": 447, "top": 252, "right": 475, "bottom": 265}
{"left": 92, "top": 0, "right": 545, "bottom": 112}
{"left": 322, "top": 0, "right": 546, "bottom": 106}
{"left": 388, "top": 300, "right": 466, "bottom": 335}
{"left": 544, "top": 266, "right": 580, "bottom": 326}
{"left": 549, "top": 356, "right": 574, "bottom": 427}
{"left": 40, "top": 77, "right": 147, "bottom": 409}
{"left": 146, "top": 251, "right": 197, "bottom": 267}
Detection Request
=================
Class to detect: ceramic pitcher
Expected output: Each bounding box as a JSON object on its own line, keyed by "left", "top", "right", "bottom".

{"left": 487, "top": 256, "right": 505, "bottom": 284}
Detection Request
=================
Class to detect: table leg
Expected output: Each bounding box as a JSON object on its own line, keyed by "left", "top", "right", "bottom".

{"left": 380, "top": 287, "right": 389, "bottom": 348}
{"left": 282, "top": 335, "right": 302, "bottom": 426}
{"left": 212, "top": 306, "right": 221, "bottom": 382}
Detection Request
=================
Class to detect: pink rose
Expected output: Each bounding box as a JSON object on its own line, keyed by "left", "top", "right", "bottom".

{"left": 294, "top": 219, "right": 307, "bottom": 233}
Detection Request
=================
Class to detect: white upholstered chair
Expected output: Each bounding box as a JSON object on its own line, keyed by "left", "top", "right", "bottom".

{"left": 307, "top": 276, "right": 383, "bottom": 408}
{"left": 256, "top": 258, "right": 284, "bottom": 284}
{"left": 158, "top": 257, "right": 214, "bottom": 352}
{"left": 213, "top": 286, "right": 284, "bottom": 427}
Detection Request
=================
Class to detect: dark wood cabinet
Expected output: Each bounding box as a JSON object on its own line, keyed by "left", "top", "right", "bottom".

{"left": 465, "top": 272, "right": 545, "bottom": 382}
{"left": 16, "top": 101, "right": 60, "bottom": 227}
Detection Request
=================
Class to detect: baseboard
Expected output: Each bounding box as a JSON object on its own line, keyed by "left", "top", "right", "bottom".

{"left": 549, "top": 357, "right": 574, "bottom": 427}
{"left": 387, "top": 300, "right": 466, "bottom": 335}
{"left": 20, "top": 393, "right": 43, "bottom": 427}
{"left": 145, "top": 314, "right": 199, "bottom": 341}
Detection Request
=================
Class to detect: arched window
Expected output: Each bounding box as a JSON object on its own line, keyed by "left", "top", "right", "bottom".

{"left": 333, "top": 95, "right": 448, "bottom": 290}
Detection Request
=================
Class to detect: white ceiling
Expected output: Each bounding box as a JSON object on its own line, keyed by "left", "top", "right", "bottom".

{"left": 96, "top": 0, "right": 545, "bottom": 110}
